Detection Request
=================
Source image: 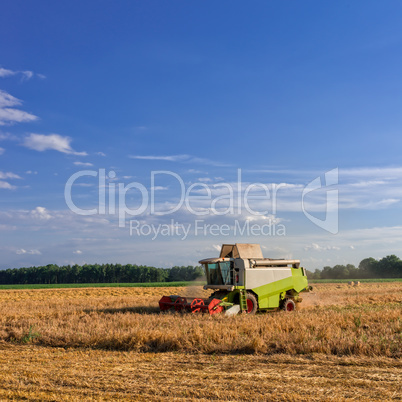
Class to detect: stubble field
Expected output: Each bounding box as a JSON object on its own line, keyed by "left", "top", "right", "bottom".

{"left": 0, "top": 282, "right": 400, "bottom": 401}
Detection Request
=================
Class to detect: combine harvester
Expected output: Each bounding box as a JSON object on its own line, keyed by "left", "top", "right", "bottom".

{"left": 159, "top": 243, "right": 312, "bottom": 315}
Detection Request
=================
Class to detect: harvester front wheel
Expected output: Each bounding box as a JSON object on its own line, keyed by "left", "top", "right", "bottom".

{"left": 245, "top": 293, "right": 258, "bottom": 315}
{"left": 282, "top": 298, "right": 296, "bottom": 312}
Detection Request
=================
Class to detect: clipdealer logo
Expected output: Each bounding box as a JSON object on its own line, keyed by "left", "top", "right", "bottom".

{"left": 64, "top": 168, "right": 338, "bottom": 237}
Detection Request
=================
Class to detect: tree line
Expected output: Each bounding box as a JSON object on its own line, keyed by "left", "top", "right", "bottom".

{"left": 0, "top": 263, "right": 204, "bottom": 285}
{"left": 307, "top": 255, "right": 402, "bottom": 280}
{"left": 1, "top": 254, "right": 400, "bottom": 285}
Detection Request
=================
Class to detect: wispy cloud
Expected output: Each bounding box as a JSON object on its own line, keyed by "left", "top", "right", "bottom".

{"left": 131, "top": 154, "right": 189, "bottom": 162}
{"left": 0, "top": 66, "right": 45, "bottom": 81}
{"left": 198, "top": 177, "right": 213, "bottom": 183}
{"left": 0, "top": 147, "right": 4, "bottom": 155}
{"left": 74, "top": 161, "right": 93, "bottom": 167}
{"left": 0, "top": 171, "right": 21, "bottom": 190}
{"left": 151, "top": 186, "right": 168, "bottom": 191}
{"left": 340, "top": 166, "right": 402, "bottom": 180}
{"left": 0, "top": 207, "right": 112, "bottom": 238}
{"left": 0, "top": 171, "right": 22, "bottom": 180}
{"left": 0, "top": 181, "right": 16, "bottom": 189}
{"left": 0, "top": 91, "right": 26, "bottom": 108}
{"left": 0, "top": 132, "right": 18, "bottom": 141}
{"left": 129, "top": 154, "right": 230, "bottom": 167}
{"left": 0, "top": 68, "right": 15, "bottom": 78}
{"left": 304, "top": 243, "right": 341, "bottom": 251}
{"left": 30, "top": 206, "right": 52, "bottom": 220}
{"left": 23, "top": 134, "right": 87, "bottom": 156}
{"left": 249, "top": 166, "right": 402, "bottom": 180}
{"left": 0, "top": 90, "right": 38, "bottom": 126}
{"left": 96, "top": 152, "right": 106, "bottom": 157}
{"left": 16, "top": 248, "right": 41, "bottom": 255}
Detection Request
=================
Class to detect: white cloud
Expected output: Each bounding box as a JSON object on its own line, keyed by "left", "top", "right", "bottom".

{"left": 0, "top": 90, "right": 38, "bottom": 126}
{"left": 21, "top": 71, "right": 34, "bottom": 81}
{"left": 130, "top": 154, "right": 190, "bottom": 162}
{"left": 304, "top": 243, "right": 341, "bottom": 252}
{"left": 23, "top": 134, "right": 87, "bottom": 156}
{"left": 0, "top": 108, "right": 38, "bottom": 126}
{"left": 0, "top": 132, "right": 18, "bottom": 141}
{"left": 151, "top": 186, "right": 168, "bottom": 191}
{"left": 74, "top": 182, "right": 93, "bottom": 187}
{"left": 340, "top": 166, "right": 402, "bottom": 179}
{"left": 0, "top": 171, "right": 21, "bottom": 179}
{"left": 96, "top": 152, "right": 106, "bottom": 156}
{"left": 16, "top": 248, "right": 41, "bottom": 255}
{"left": 0, "top": 66, "right": 43, "bottom": 81}
{"left": 0, "top": 147, "right": 4, "bottom": 155}
{"left": 0, "top": 181, "right": 16, "bottom": 189}
{"left": 0, "top": 171, "right": 20, "bottom": 189}
{"left": 0, "top": 67, "right": 15, "bottom": 77}
{"left": 74, "top": 161, "right": 93, "bottom": 167}
{"left": 129, "top": 154, "right": 230, "bottom": 167}
{"left": 30, "top": 206, "right": 52, "bottom": 220}
{"left": 25, "top": 170, "right": 38, "bottom": 175}
{"left": 347, "top": 180, "right": 387, "bottom": 188}
{"left": 73, "top": 250, "right": 83, "bottom": 254}
{"left": 0, "top": 208, "right": 111, "bottom": 236}
{"left": 248, "top": 166, "right": 402, "bottom": 182}
{"left": 0, "top": 90, "right": 22, "bottom": 107}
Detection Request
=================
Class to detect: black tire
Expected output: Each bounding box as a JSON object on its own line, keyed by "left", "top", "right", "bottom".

{"left": 282, "top": 298, "right": 296, "bottom": 312}
{"left": 245, "top": 292, "right": 258, "bottom": 315}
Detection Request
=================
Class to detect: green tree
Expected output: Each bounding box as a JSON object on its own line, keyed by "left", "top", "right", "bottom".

{"left": 376, "top": 255, "right": 402, "bottom": 278}
{"left": 358, "top": 257, "right": 377, "bottom": 278}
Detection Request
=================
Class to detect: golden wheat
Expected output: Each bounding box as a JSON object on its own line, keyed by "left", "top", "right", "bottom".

{"left": 0, "top": 282, "right": 400, "bottom": 357}
{"left": 0, "top": 282, "right": 401, "bottom": 401}
{"left": 0, "top": 344, "right": 400, "bottom": 401}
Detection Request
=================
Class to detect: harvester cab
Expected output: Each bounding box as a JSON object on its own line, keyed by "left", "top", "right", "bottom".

{"left": 159, "top": 243, "right": 311, "bottom": 315}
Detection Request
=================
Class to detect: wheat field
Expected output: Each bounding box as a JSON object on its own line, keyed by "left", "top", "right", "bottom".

{"left": 0, "top": 282, "right": 401, "bottom": 400}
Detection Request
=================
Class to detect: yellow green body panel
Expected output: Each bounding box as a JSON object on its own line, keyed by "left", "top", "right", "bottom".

{"left": 217, "top": 267, "right": 309, "bottom": 310}
{"left": 251, "top": 267, "right": 308, "bottom": 308}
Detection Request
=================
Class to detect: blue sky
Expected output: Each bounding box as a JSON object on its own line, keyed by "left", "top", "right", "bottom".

{"left": 1, "top": 1, "right": 402, "bottom": 269}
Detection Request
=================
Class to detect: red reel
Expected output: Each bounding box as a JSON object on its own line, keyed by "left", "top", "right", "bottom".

{"left": 190, "top": 298, "right": 205, "bottom": 313}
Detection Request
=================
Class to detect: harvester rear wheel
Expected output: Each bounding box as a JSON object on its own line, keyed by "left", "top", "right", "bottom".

{"left": 283, "top": 298, "right": 296, "bottom": 312}
{"left": 245, "top": 293, "right": 258, "bottom": 315}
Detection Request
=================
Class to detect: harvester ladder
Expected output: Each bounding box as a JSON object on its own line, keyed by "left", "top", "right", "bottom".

{"left": 239, "top": 289, "right": 248, "bottom": 312}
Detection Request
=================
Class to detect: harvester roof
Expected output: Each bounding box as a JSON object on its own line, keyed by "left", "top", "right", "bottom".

{"left": 219, "top": 243, "right": 264, "bottom": 259}
{"left": 199, "top": 243, "right": 300, "bottom": 267}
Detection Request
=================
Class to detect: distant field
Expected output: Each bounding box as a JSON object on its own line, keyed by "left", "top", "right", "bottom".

{"left": 0, "top": 281, "right": 205, "bottom": 290}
